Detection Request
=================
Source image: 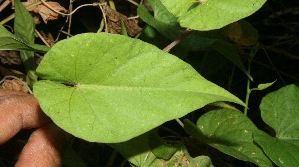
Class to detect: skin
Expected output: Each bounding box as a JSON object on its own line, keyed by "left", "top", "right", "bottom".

{"left": 0, "top": 90, "right": 65, "bottom": 167}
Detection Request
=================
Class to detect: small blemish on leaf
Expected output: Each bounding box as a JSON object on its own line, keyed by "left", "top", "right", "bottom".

{"left": 63, "top": 82, "right": 77, "bottom": 87}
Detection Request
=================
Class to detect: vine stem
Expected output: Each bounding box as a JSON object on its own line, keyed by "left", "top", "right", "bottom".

{"left": 243, "top": 45, "right": 259, "bottom": 116}
{"left": 163, "top": 29, "right": 192, "bottom": 53}
{"left": 244, "top": 74, "right": 251, "bottom": 116}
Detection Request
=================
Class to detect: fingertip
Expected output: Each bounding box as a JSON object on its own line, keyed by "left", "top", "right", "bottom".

{"left": 15, "top": 124, "right": 66, "bottom": 167}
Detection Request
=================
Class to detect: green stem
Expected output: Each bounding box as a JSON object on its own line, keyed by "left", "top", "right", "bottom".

{"left": 244, "top": 77, "right": 251, "bottom": 116}
{"left": 20, "top": 51, "right": 38, "bottom": 87}
{"left": 243, "top": 44, "right": 259, "bottom": 116}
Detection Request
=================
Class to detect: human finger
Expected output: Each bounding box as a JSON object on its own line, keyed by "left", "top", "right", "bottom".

{"left": 0, "top": 91, "right": 51, "bottom": 144}
{"left": 15, "top": 123, "right": 66, "bottom": 167}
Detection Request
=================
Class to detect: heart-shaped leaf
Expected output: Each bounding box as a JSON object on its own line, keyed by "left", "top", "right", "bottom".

{"left": 253, "top": 84, "right": 299, "bottom": 167}
{"left": 33, "top": 33, "right": 244, "bottom": 143}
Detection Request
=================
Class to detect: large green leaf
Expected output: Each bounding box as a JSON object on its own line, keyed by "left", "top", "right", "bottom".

{"left": 160, "top": 0, "right": 266, "bottom": 30}
{"left": 33, "top": 33, "right": 244, "bottom": 143}
{"left": 184, "top": 109, "right": 272, "bottom": 167}
{"left": 253, "top": 84, "right": 299, "bottom": 167}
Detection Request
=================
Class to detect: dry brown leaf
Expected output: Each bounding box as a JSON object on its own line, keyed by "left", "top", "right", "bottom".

{"left": 0, "top": 51, "right": 21, "bottom": 65}
{"left": 105, "top": 6, "right": 142, "bottom": 37}
{"left": 10, "top": 0, "right": 67, "bottom": 24}
{"left": 35, "top": 1, "right": 67, "bottom": 24}
{"left": 1, "top": 78, "right": 30, "bottom": 93}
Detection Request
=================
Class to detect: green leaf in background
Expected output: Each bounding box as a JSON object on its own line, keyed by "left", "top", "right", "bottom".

{"left": 62, "top": 146, "right": 88, "bottom": 167}
{"left": 160, "top": 0, "right": 266, "bottom": 30}
{"left": 138, "top": 0, "right": 218, "bottom": 47}
{"left": 14, "top": 0, "right": 34, "bottom": 44}
{"left": 165, "top": 146, "right": 214, "bottom": 167}
{"left": 253, "top": 130, "right": 299, "bottom": 167}
{"left": 33, "top": 33, "right": 244, "bottom": 143}
{"left": 111, "top": 132, "right": 214, "bottom": 167}
{"left": 211, "top": 40, "right": 252, "bottom": 80}
{"left": 222, "top": 20, "right": 259, "bottom": 46}
{"left": 137, "top": 1, "right": 183, "bottom": 40}
{"left": 260, "top": 84, "right": 299, "bottom": 138}
{"left": 138, "top": 0, "right": 251, "bottom": 80}
{"left": 14, "top": 0, "right": 37, "bottom": 85}
{"left": 253, "top": 84, "right": 299, "bottom": 167}
{"left": 184, "top": 109, "right": 272, "bottom": 167}
{"left": 149, "top": 133, "right": 178, "bottom": 160}
{"left": 0, "top": 25, "right": 49, "bottom": 52}
{"left": 110, "top": 132, "right": 161, "bottom": 166}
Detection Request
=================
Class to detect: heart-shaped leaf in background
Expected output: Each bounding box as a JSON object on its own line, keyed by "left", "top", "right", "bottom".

{"left": 253, "top": 84, "right": 299, "bottom": 167}
{"left": 111, "top": 131, "right": 214, "bottom": 167}
{"left": 160, "top": 0, "right": 266, "bottom": 30}
{"left": 184, "top": 109, "right": 272, "bottom": 167}
{"left": 33, "top": 33, "right": 244, "bottom": 143}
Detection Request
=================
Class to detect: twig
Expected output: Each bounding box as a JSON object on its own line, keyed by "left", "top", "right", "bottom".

{"left": 98, "top": 4, "right": 108, "bottom": 32}
{"left": 260, "top": 47, "right": 286, "bottom": 85}
{"left": 0, "top": 0, "right": 10, "bottom": 12}
{"left": 40, "top": 0, "right": 101, "bottom": 16}
{"left": 175, "top": 118, "right": 184, "bottom": 128}
{"left": 263, "top": 45, "right": 299, "bottom": 61}
{"left": 58, "top": 30, "right": 73, "bottom": 37}
{"left": 269, "top": 7, "right": 299, "bottom": 19}
{"left": 34, "top": 29, "right": 51, "bottom": 47}
{"left": 67, "top": 0, "right": 73, "bottom": 38}
{"left": 252, "top": 59, "right": 298, "bottom": 82}
{"left": 55, "top": 16, "right": 71, "bottom": 41}
{"left": 128, "top": 15, "right": 139, "bottom": 20}
{"left": 127, "top": 0, "right": 139, "bottom": 6}
{"left": 97, "top": 18, "right": 105, "bottom": 33}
